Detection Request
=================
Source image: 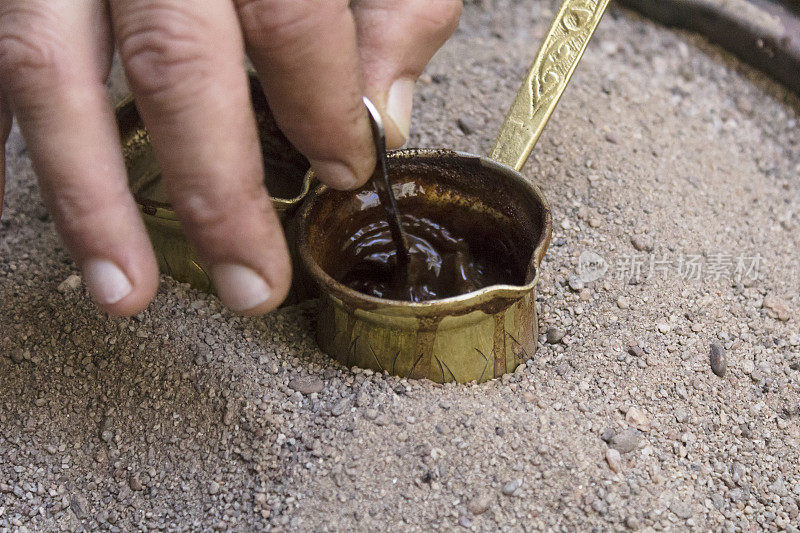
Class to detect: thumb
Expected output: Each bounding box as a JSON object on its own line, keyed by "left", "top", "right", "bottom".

{"left": 353, "top": 0, "right": 462, "bottom": 148}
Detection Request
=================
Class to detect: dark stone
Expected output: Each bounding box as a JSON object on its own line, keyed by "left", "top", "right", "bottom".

{"left": 709, "top": 343, "right": 727, "bottom": 377}
{"left": 628, "top": 344, "right": 645, "bottom": 358}
{"left": 546, "top": 328, "right": 566, "bottom": 344}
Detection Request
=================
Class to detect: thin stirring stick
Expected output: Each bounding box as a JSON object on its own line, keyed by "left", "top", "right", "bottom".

{"left": 363, "top": 97, "right": 410, "bottom": 267}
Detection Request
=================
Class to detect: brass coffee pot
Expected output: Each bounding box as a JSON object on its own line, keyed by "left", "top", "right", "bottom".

{"left": 297, "top": 0, "right": 609, "bottom": 383}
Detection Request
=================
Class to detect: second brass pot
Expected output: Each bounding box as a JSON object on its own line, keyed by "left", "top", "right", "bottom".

{"left": 117, "top": 73, "right": 312, "bottom": 297}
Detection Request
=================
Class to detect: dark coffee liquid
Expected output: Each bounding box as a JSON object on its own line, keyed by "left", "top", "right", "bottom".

{"left": 336, "top": 214, "right": 515, "bottom": 302}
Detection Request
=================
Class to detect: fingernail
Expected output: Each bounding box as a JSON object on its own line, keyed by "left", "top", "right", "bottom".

{"left": 211, "top": 263, "right": 272, "bottom": 312}
{"left": 83, "top": 259, "right": 133, "bottom": 305}
{"left": 311, "top": 159, "right": 362, "bottom": 190}
{"left": 386, "top": 78, "right": 415, "bottom": 143}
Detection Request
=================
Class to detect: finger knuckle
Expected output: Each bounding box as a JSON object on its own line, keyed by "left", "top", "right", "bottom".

{"left": 49, "top": 182, "right": 130, "bottom": 238}
{"left": 170, "top": 178, "right": 268, "bottom": 240}
{"left": 172, "top": 190, "right": 229, "bottom": 236}
{"left": 418, "top": 0, "right": 462, "bottom": 35}
{"left": 117, "top": 6, "right": 211, "bottom": 103}
{"left": 0, "top": 14, "right": 67, "bottom": 93}
{"left": 236, "top": 0, "right": 349, "bottom": 53}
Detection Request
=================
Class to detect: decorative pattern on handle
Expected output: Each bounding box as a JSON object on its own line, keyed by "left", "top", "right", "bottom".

{"left": 490, "top": 0, "right": 610, "bottom": 170}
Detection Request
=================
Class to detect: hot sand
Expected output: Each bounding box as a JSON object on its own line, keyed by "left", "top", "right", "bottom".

{"left": 2, "top": 1, "right": 800, "bottom": 530}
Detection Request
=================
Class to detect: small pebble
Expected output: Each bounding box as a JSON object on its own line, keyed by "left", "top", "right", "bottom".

{"left": 627, "top": 344, "right": 645, "bottom": 358}
{"left": 591, "top": 498, "right": 607, "bottom": 514}
{"left": 568, "top": 275, "right": 584, "bottom": 291}
{"left": 501, "top": 479, "right": 522, "bottom": 496}
{"left": 546, "top": 328, "right": 566, "bottom": 344}
{"left": 331, "top": 399, "right": 349, "bottom": 417}
{"left": 625, "top": 516, "right": 641, "bottom": 530}
{"left": 763, "top": 294, "right": 791, "bottom": 321}
{"left": 670, "top": 500, "right": 693, "bottom": 519}
{"left": 373, "top": 414, "right": 390, "bottom": 427}
{"left": 128, "top": 474, "right": 143, "bottom": 492}
{"left": 456, "top": 116, "right": 480, "bottom": 135}
{"left": 289, "top": 376, "right": 324, "bottom": 395}
{"left": 625, "top": 407, "right": 650, "bottom": 430}
{"left": 57, "top": 274, "right": 82, "bottom": 294}
{"left": 467, "top": 492, "right": 493, "bottom": 515}
{"left": 616, "top": 296, "right": 630, "bottom": 309}
{"left": 610, "top": 428, "right": 642, "bottom": 454}
{"left": 630, "top": 234, "right": 654, "bottom": 252}
{"left": 735, "top": 96, "right": 753, "bottom": 115}
{"left": 709, "top": 343, "right": 727, "bottom": 377}
{"left": 605, "top": 448, "right": 622, "bottom": 473}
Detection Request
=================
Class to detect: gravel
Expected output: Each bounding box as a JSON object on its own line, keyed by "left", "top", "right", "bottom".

{"left": 2, "top": 0, "right": 799, "bottom": 531}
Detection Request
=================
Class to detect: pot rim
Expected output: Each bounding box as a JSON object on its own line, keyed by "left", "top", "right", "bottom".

{"left": 297, "top": 148, "right": 553, "bottom": 311}
{"left": 116, "top": 94, "right": 314, "bottom": 221}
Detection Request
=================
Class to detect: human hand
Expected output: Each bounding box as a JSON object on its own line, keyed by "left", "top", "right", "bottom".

{"left": 0, "top": 0, "right": 461, "bottom": 315}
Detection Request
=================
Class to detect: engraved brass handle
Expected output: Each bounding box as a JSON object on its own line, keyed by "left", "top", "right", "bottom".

{"left": 490, "top": 0, "right": 610, "bottom": 170}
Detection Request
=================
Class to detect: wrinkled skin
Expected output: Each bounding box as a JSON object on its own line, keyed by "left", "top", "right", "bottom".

{"left": 0, "top": 0, "right": 462, "bottom": 315}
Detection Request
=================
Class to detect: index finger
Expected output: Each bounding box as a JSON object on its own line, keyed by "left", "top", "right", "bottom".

{"left": 235, "top": 0, "right": 375, "bottom": 191}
